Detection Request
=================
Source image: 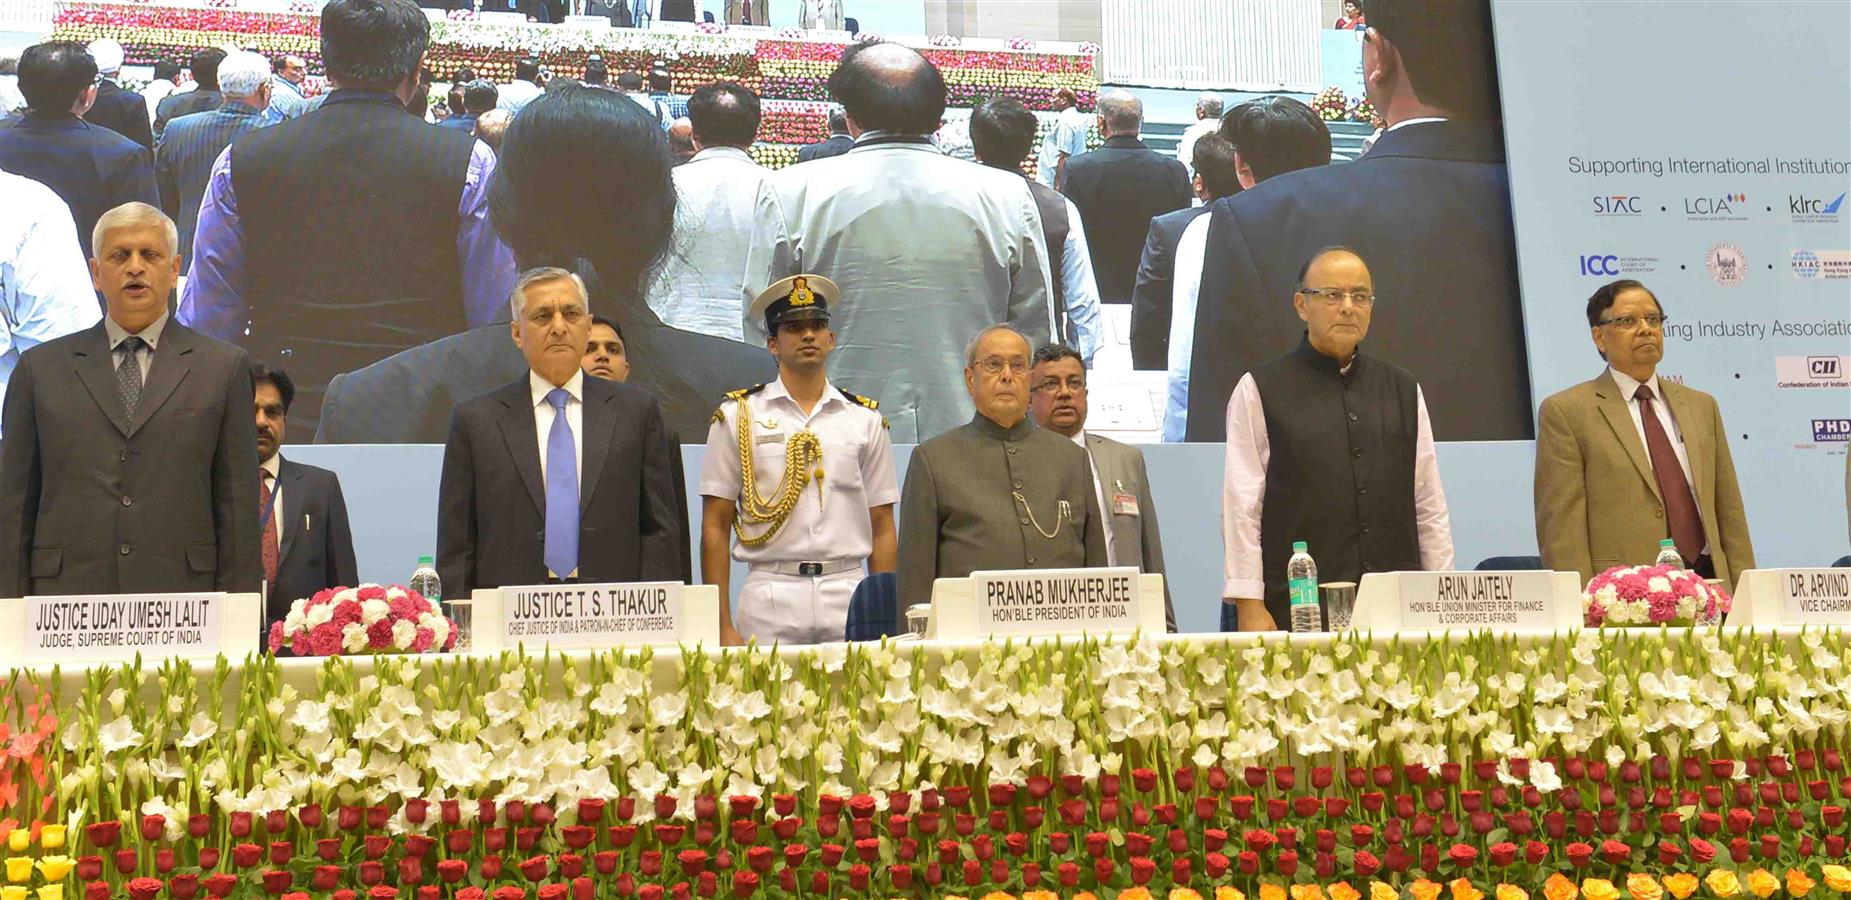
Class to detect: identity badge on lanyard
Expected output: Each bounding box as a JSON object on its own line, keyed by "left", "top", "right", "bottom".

{"left": 1111, "top": 480, "right": 1139, "bottom": 517}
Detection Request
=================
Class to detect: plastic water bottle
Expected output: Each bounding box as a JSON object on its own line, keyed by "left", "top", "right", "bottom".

{"left": 409, "top": 555, "right": 442, "bottom": 603}
{"left": 1287, "top": 541, "right": 1321, "bottom": 633}
{"left": 1654, "top": 539, "right": 1683, "bottom": 569}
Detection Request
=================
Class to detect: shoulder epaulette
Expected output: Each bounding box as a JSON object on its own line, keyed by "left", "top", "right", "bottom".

{"left": 839, "top": 389, "right": 889, "bottom": 429}
{"left": 712, "top": 383, "right": 768, "bottom": 424}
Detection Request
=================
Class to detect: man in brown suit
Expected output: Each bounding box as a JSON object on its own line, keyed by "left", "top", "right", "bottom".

{"left": 1534, "top": 279, "right": 1754, "bottom": 586}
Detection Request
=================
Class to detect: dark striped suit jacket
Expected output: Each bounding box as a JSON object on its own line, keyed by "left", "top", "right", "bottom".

{"left": 156, "top": 103, "right": 265, "bottom": 273}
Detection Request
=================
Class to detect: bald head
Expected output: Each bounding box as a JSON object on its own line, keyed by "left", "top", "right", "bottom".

{"left": 1097, "top": 88, "right": 1142, "bottom": 137}
{"left": 475, "top": 108, "right": 513, "bottom": 153}
{"left": 826, "top": 41, "right": 946, "bottom": 136}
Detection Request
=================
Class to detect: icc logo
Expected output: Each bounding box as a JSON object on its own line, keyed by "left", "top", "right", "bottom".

{"left": 1579, "top": 254, "right": 1621, "bottom": 276}
{"left": 1810, "top": 357, "right": 1841, "bottom": 378}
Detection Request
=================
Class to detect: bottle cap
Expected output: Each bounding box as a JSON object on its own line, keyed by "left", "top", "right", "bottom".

{"left": 1292, "top": 541, "right": 1308, "bottom": 552}
{"left": 419, "top": 555, "right": 435, "bottom": 566}
{"left": 1658, "top": 539, "right": 1674, "bottom": 549}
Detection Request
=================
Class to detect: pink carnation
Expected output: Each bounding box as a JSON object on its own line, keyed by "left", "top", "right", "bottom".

{"left": 357, "top": 584, "right": 389, "bottom": 602}
{"left": 411, "top": 627, "right": 436, "bottom": 653}
{"left": 443, "top": 626, "right": 458, "bottom": 651}
{"left": 331, "top": 599, "right": 363, "bottom": 628}
{"left": 268, "top": 621, "right": 286, "bottom": 653}
{"left": 1646, "top": 593, "right": 1679, "bottom": 623}
{"left": 309, "top": 623, "right": 343, "bottom": 656}
{"left": 1585, "top": 598, "right": 1607, "bottom": 626}
{"left": 389, "top": 596, "right": 422, "bottom": 620}
{"left": 1613, "top": 571, "right": 1651, "bottom": 601}
{"left": 366, "top": 618, "right": 395, "bottom": 649}
{"left": 311, "top": 587, "right": 337, "bottom": 605}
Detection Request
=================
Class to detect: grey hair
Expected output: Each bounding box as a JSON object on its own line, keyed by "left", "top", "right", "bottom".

{"left": 1097, "top": 88, "right": 1142, "bottom": 134}
{"left": 509, "top": 266, "right": 589, "bottom": 320}
{"left": 1196, "top": 92, "right": 1223, "bottom": 118}
{"left": 91, "top": 202, "right": 178, "bottom": 259}
{"left": 963, "top": 323, "right": 1030, "bottom": 366}
{"left": 216, "top": 50, "right": 271, "bottom": 97}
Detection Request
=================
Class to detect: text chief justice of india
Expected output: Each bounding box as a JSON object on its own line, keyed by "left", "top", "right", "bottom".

{"left": 895, "top": 324, "right": 1107, "bottom": 629}
{"left": 436, "top": 267, "right": 684, "bottom": 598}
{"left": 1, "top": 202, "right": 261, "bottom": 597}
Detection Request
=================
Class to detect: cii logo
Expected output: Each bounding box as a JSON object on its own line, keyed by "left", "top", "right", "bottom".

{"left": 1593, "top": 195, "right": 1644, "bottom": 215}
{"left": 1814, "top": 419, "right": 1851, "bottom": 443}
{"left": 1812, "top": 356, "right": 1842, "bottom": 378}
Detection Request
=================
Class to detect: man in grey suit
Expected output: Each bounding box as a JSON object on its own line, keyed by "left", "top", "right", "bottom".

{"left": 895, "top": 325, "right": 1106, "bottom": 622}
{"left": 437, "top": 267, "right": 683, "bottom": 597}
{"left": 1, "top": 202, "right": 260, "bottom": 597}
{"left": 1028, "top": 343, "right": 1174, "bottom": 630}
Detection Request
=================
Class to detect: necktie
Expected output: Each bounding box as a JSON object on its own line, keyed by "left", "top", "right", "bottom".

{"left": 543, "top": 388, "right": 579, "bottom": 579}
{"left": 116, "top": 336, "right": 145, "bottom": 420}
{"left": 1633, "top": 384, "right": 1706, "bottom": 561}
{"left": 260, "top": 471, "right": 280, "bottom": 586}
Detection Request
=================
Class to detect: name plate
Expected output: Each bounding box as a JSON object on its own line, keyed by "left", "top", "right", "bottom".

{"left": 500, "top": 582, "right": 684, "bottom": 649}
{"left": 24, "top": 592, "right": 225, "bottom": 661}
{"left": 970, "top": 566, "right": 1150, "bottom": 637}
{"left": 1351, "top": 571, "right": 1581, "bottom": 631}
{"left": 1782, "top": 569, "right": 1851, "bottom": 623}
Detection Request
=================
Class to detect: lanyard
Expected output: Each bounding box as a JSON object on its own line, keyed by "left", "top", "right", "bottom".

{"left": 260, "top": 473, "right": 277, "bottom": 534}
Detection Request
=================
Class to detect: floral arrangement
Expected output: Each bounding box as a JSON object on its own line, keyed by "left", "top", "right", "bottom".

{"left": 446, "top": 9, "right": 478, "bottom": 21}
{"left": 1349, "top": 98, "right": 1379, "bottom": 125}
{"left": 696, "top": 21, "right": 726, "bottom": 34}
{"left": 1, "top": 628, "right": 1845, "bottom": 899}
{"left": 1008, "top": 37, "right": 1038, "bottom": 51}
{"left": 267, "top": 584, "right": 459, "bottom": 657}
{"left": 1311, "top": 87, "right": 1350, "bottom": 122}
{"left": 1583, "top": 565, "right": 1730, "bottom": 628}
{"left": 1077, "top": 41, "right": 1102, "bottom": 56}
{"left": 930, "top": 34, "right": 963, "bottom": 48}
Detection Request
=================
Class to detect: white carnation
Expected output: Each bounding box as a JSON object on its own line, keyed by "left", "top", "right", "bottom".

{"left": 342, "top": 622, "right": 369, "bottom": 653}
{"left": 391, "top": 619, "right": 418, "bottom": 650}
{"left": 361, "top": 598, "right": 391, "bottom": 625}
{"left": 306, "top": 602, "right": 335, "bottom": 628}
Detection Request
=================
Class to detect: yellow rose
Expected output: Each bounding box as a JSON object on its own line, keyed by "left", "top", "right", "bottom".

{"left": 1372, "top": 883, "right": 1402, "bottom": 900}
{"left": 1819, "top": 866, "right": 1851, "bottom": 893}
{"left": 1172, "top": 892, "right": 1207, "bottom": 900}
{"left": 1629, "top": 874, "right": 1666, "bottom": 900}
{"left": 1705, "top": 869, "right": 1742, "bottom": 898}
{"left": 3, "top": 832, "right": 26, "bottom": 853}
{"left": 978, "top": 893, "right": 1018, "bottom": 900}
{"left": 1499, "top": 885, "right": 1531, "bottom": 900}
{"left": 2, "top": 887, "right": 28, "bottom": 900}
{"left": 1453, "top": 880, "right": 1486, "bottom": 900}
{"left": 1331, "top": 882, "right": 1363, "bottom": 900}
{"left": 1075, "top": 894, "right": 1101, "bottom": 900}
{"left": 36, "top": 888, "right": 60, "bottom": 900}
{"left": 36, "top": 829, "right": 63, "bottom": 852}
{"left": 5, "top": 859, "right": 33, "bottom": 884}
{"left": 1262, "top": 884, "right": 1289, "bottom": 900}
{"left": 1664, "top": 874, "right": 1701, "bottom": 900}
{"left": 1747, "top": 870, "right": 1779, "bottom": 900}
{"left": 1221, "top": 889, "right": 1251, "bottom": 900}
{"left": 1293, "top": 885, "right": 1327, "bottom": 900}
{"left": 33, "top": 859, "right": 73, "bottom": 883}
{"left": 1582, "top": 879, "right": 1621, "bottom": 900}
{"left": 1412, "top": 880, "right": 1444, "bottom": 900}
{"left": 1024, "top": 893, "right": 1059, "bottom": 900}
{"left": 1119, "top": 889, "right": 1155, "bottom": 900}
{"left": 1787, "top": 871, "right": 1816, "bottom": 898}
{"left": 1545, "top": 875, "right": 1581, "bottom": 900}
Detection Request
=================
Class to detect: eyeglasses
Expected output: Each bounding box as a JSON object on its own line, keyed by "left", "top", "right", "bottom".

{"left": 974, "top": 357, "right": 1031, "bottom": 376}
{"left": 1598, "top": 314, "right": 1669, "bottom": 331}
{"left": 1033, "top": 376, "right": 1087, "bottom": 393}
{"left": 1299, "top": 288, "right": 1377, "bottom": 307}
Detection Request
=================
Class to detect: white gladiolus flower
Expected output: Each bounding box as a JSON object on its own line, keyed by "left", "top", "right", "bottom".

{"left": 97, "top": 716, "right": 143, "bottom": 753}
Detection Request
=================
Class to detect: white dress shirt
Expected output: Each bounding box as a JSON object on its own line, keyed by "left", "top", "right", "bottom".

{"left": 1605, "top": 366, "right": 1706, "bottom": 545}
{"left": 1175, "top": 118, "right": 1218, "bottom": 178}
{"left": 497, "top": 79, "right": 543, "bottom": 113}
{"left": 1162, "top": 212, "right": 1212, "bottom": 440}
{"left": 650, "top": 146, "right": 772, "bottom": 341}
{"left": 1070, "top": 430, "right": 1117, "bottom": 566}
{"left": 1221, "top": 371, "right": 1454, "bottom": 599}
{"left": 530, "top": 369, "right": 585, "bottom": 486}
{"left": 104, "top": 311, "right": 168, "bottom": 382}
{"left": 1056, "top": 196, "right": 1105, "bottom": 366}
{"left": 141, "top": 78, "right": 177, "bottom": 124}
{"left": 1, "top": 171, "right": 102, "bottom": 439}
{"left": 699, "top": 378, "right": 900, "bottom": 563}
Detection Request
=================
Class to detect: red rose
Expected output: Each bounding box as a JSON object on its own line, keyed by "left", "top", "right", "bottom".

{"left": 653, "top": 825, "right": 684, "bottom": 845}
{"left": 1004, "top": 832, "right": 1029, "bottom": 857}
{"left": 436, "top": 860, "right": 468, "bottom": 884}
{"left": 170, "top": 875, "right": 200, "bottom": 900}
{"left": 691, "top": 796, "right": 716, "bottom": 821}
{"left": 782, "top": 844, "right": 808, "bottom": 867}
{"left": 368, "top": 888, "right": 399, "bottom": 900}
{"left": 1448, "top": 843, "right": 1478, "bottom": 866}
{"left": 398, "top": 857, "right": 425, "bottom": 884}
{"left": 338, "top": 806, "right": 363, "bottom": 831}
{"left": 570, "top": 878, "right": 591, "bottom": 900}
{"left": 1354, "top": 850, "right": 1381, "bottom": 876}
{"left": 1276, "top": 849, "right": 1299, "bottom": 876}
{"left": 1128, "top": 856, "right": 1156, "bottom": 884}
{"left": 262, "top": 870, "right": 294, "bottom": 895}
{"left": 772, "top": 817, "right": 802, "bottom": 840}
{"left": 846, "top": 795, "right": 877, "bottom": 819}
{"left": 1123, "top": 831, "right": 1153, "bottom": 857}
{"left": 480, "top": 858, "right": 505, "bottom": 880}
{"left": 1525, "top": 840, "right": 1548, "bottom": 864}
{"left": 358, "top": 862, "right": 384, "bottom": 885}
{"left": 86, "top": 884, "right": 110, "bottom": 900}
{"left": 652, "top": 795, "right": 676, "bottom": 820}
{"left": 202, "top": 875, "right": 237, "bottom": 898}
{"left": 535, "top": 886, "right": 567, "bottom": 900}
{"left": 491, "top": 888, "right": 526, "bottom": 900}
{"left": 1824, "top": 806, "right": 1846, "bottom": 827}
{"left": 1237, "top": 850, "right": 1259, "bottom": 874}
{"left": 560, "top": 825, "right": 595, "bottom": 849}
{"left": 155, "top": 850, "right": 176, "bottom": 874}
{"left": 115, "top": 850, "right": 137, "bottom": 874}
{"left": 819, "top": 844, "right": 844, "bottom": 867}
{"left": 140, "top": 815, "right": 167, "bottom": 842}
{"left": 77, "top": 857, "right": 104, "bottom": 880}
{"left": 1566, "top": 841, "right": 1593, "bottom": 867}
{"left": 727, "top": 871, "right": 757, "bottom": 899}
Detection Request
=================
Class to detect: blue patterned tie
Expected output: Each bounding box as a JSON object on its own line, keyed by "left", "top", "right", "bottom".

{"left": 543, "top": 388, "right": 578, "bottom": 579}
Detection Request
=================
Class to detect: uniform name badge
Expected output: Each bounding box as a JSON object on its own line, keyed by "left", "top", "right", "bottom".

{"left": 1111, "top": 491, "right": 1139, "bottom": 517}
{"left": 754, "top": 424, "right": 785, "bottom": 445}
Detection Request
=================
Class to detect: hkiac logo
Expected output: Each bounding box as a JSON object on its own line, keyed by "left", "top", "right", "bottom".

{"left": 1792, "top": 250, "right": 1821, "bottom": 279}
{"left": 1814, "top": 419, "right": 1851, "bottom": 443}
{"left": 1592, "top": 195, "right": 1643, "bottom": 215}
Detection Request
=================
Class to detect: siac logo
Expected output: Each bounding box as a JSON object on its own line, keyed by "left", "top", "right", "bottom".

{"left": 1814, "top": 419, "right": 1851, "bottom": 443}
{"left": 1592, "top": 195, "right": 1644, "bottom": 215}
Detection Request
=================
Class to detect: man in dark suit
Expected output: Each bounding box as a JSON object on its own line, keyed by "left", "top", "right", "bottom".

{"left": 156, "top": 50, "right": 270, "bottom": 276}
{"left": 438, "top": 79, "right": 496, "bottom": 134}
{"left": 154, "top": 48, "right": 226, "bottom": 140}
{"left": 176, "top": 0, "right": 516, "bottom": 438}
{"left": 437, "top": 267, "right": 683, "bottom": 596}
{"left": 1182, "top": 0, "right": 1529, "bottom": 442}
{"left": 0, "top": 203, "right": 260, "bottom": 597}
{"left": 253, "top": 364, "right": 358, "bottom": 619}
{"left": 796, "top": 106, "right": 852, "bottom": 163}
{"left": 82, "top": 40, "right": 154, "bottom": 151}
{"left": 1059, "top": 88, "right": 1191, "bottom": 304}
{"left": 1129, "top": 134, "right": 1236, "bottom": 370}
{"left": 0, "top": 42, "right": 159, "bottom": 261}
{"left": 1132, "top": 99, "right": 1330, "bottom": 371}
